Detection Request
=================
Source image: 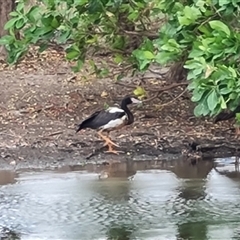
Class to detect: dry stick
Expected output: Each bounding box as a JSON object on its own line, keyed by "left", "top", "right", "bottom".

{"left": 48, "top": 131, "right": 63, "bottom": 137}
{"left": 164, "top": 87, "right": 188, "bottom": 106}
{"left": 143, "top": 92, "right": 163, "bottom": 103}
{"left": 148, "top": 68, "right": 167, "bottom": 78}
{"left": 147, "top": 82, "right": 188, "bottom": 92}
{"left": 145, "top": 88, "right": 188, "bottom": 108}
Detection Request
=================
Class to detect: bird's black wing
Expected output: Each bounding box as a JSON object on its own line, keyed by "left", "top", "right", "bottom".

{"left": 76, "top": 110, "right": 101, "bottom": 132}
{"left": 86, "top": 110, "right": 125, "bottom": 129}
{"left": 76, "top": 109, "right": 125, "bottom": 132}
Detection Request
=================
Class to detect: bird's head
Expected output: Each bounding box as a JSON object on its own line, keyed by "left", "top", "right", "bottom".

{"left": 123, "top": 95, "right": 142, "bottom": 105}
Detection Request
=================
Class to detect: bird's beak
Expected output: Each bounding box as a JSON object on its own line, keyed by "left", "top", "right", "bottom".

{"left": 131, "top": 97, "right": 142, "bottom": 104}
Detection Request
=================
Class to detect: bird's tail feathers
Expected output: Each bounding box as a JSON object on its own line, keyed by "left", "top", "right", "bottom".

{"left": 76, "top": 124, "right": 82, "bottom": 133}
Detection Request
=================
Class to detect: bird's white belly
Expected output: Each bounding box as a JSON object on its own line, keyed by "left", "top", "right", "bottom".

{"left": 107, "top": 107, "right": 124, "bottom": 113}
{"left": 101, "top": 116, "right": 127, "bottom": 130}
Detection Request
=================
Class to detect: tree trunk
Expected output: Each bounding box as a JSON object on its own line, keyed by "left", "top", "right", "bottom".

{"left": 0, "top": 0, "right": 15, "bottom": 58}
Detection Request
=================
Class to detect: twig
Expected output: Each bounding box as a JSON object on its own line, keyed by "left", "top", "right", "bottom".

{"left": 146, "top": 82, "right": 188, "bottom": 92}
{"left": 143, "top": 92, "right": 163, "bottom": 103}
{"left": 149, "top": 87, "right": 188, "bottom": 108}
{"left": 148, "top": 68, "right": 168, "bottom": 77}
{"left": 48, "top": 131, "right": 63, "bottom": 137}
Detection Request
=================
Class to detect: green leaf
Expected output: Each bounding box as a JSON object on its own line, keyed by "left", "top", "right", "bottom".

{"left": 236, "top": 113, "right": 240, "bottom": 124}
{"left": 220, "top": 87, "right": 232, "bottom": 95}
{"left": 51, "top": 17, "right": 60, "bottom": 28}
{"left": 16, "top": 1, "right": 25, "bottom": 13}
{"left": 27, "top": 6, "right": 41, "bottom": 22}
{"left": 220, "top": 95, "right": 227, "bottom": 109}
{"left": 184, "top": 59, "right": 203, "bottom": 70}
{"left": 207, "top": 90, "right": 218, "bottom": 111}
{"left": 66, "top": 45, "right": 80, "bottom": 60}
{"left": 15, "top": 18, "right": 26, "bottom": 30}
{"left": 42, "top": 15, "right": 54, "bottom": 27}
{"left": 111, "top": 35, "right": 125, "bottom": 49}
{"left": 133, "top": 86, "right": 146, "bottom": 99}
{"left": 128, "top": 10, "right": 139, "bottom": 21}
{"left": 191, "top": 89, "right": 205, "bottom": 102}
{"left": 209, "top": 20, "right": 231, "bottom": 36}
{"left": 143, "top": 51, "right": 155, "bottom": 60}
{"left": 71, "top": 59, "right": 84, "bottom": 72}
{"left": 228, "top": 66, "right": 237, "bottom": 78}
{"left": 161, "top": 39, "right": 180, "bottom": 52}
{"left": 76, "top": 0, "right": 89, "bottom": 5}
{"left": 155, "top": 51, "right": 175, "bottom": 65}
{"left": 229, "top": 92, "right": 238, "bottom": 99}
{"left": 0, "top": 35, "right": 14, "bottom": 45}
{"left": 196, "top": 0, "right": 206, "bottom": 12}
{"left": 4, "top": 17, "right": 19, "bottom": 30}
{"left": 189, "top": 49, "right": 204, "bottom": 58}
{"left": 114, "top": 54, "right": 123, "bottom": 64}
{"left": 193, "top": 104, "right": 204, "bottom": 117}
{"left": 139, "top": 59, "right": 151, "bottom": 71}
{"left": 178, "top": 6, "right": 201, "bottom": 26}
{"left": 66, "top": 50, "right": 80, "bottom": 60}
{"left": 87, "top": 0, "right": 103, "bottom": 13}
{"left": 57, "top": 30, "right": 71, "bottom": 44}
{"left": 218, "top": 0, "right": 231, "bottom": 6}
{"left": 9, "top": 11, "right": 19, "bottom": 17}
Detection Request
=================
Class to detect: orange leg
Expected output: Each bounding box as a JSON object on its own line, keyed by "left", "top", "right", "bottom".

{"left": 97, "top": 131, "right": 119, "bottom": 147}
{"left": 97, "top": 131, "right": 123, "bottom": 154}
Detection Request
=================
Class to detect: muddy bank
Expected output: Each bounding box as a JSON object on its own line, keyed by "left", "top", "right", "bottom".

{"left": 0, "top": 136, "right": 239, "bottom": 171}
{"left": 0, "top": 49, "right": 239, "bottom": 170}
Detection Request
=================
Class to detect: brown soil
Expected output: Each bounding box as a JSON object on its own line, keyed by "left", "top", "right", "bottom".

{"left": 0, "top": 48, "right": 238, "bottom": 170}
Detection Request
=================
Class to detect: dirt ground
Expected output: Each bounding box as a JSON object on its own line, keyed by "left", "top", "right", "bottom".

{"left": 0, "top": 48, "right": 239, "bottom": 171}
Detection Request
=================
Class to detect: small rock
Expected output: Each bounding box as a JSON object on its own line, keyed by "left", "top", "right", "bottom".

{"left": 99, "top": 171, "right": 108, "bottom": 179}
{"left": 10, "top": 160, "right": 16, "bottom": 165}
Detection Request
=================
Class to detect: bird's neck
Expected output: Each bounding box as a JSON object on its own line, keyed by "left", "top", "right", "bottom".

{"left": 121, "top": 101, "right": 134, "bottom": 125}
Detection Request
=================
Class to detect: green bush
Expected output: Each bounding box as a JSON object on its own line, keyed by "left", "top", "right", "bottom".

{"left": 1, "top": 0, "right": 240, "bottom": 118}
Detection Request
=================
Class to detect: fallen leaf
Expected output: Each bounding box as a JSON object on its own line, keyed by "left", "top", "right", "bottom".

{"left": 101, "top": 91, "right": 108, "bottom": 98}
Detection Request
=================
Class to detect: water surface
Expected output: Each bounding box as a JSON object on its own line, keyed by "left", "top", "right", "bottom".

{"left": 0, "top": 159, "right": 240, "bottom": 240}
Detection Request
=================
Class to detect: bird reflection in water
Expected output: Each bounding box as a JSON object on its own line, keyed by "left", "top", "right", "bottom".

{"left": 85, "top": 160, "right": 134, "bottom": 203}
{"left": 97, "top": 160, "right": 136, "bottom": 180}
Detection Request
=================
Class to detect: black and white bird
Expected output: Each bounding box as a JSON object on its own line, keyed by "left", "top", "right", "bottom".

{"left": 76, "top": 96, "right": 142, "bottom": 154}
